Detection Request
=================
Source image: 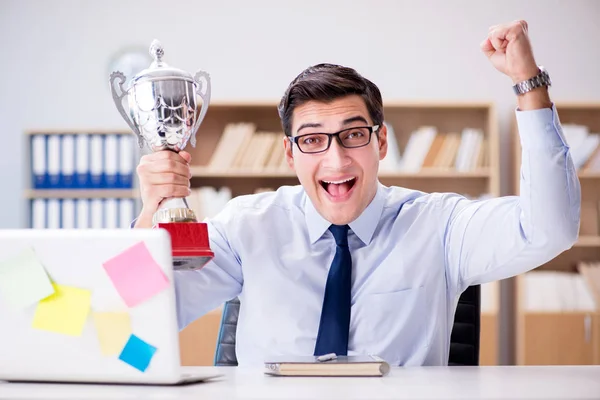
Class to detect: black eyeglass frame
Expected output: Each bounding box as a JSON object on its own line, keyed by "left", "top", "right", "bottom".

{"left": 288, "top": 125, "right": 381, "bottom": 154}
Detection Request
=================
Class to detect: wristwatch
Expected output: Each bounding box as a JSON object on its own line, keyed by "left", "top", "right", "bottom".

{"left": 512, "top": 66, "right": 552, "bottom": 95}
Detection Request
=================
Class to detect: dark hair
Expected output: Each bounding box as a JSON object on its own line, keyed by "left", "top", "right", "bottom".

{"left": 277, "top": 63, "right": 384, "bottom": 137}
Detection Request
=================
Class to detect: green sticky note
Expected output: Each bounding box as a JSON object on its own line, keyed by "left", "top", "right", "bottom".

{"left": 32, "top": 283, "right": 91, "bottom": 336}
{"left": 0, "top": 247, "right": 54, "bottom": 309}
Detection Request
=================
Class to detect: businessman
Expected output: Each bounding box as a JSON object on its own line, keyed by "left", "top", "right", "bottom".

{"left": 133, "top": 20, "right": 581, "bottom": 366}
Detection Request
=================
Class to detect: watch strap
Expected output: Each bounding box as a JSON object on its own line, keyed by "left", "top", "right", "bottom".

{"left": 512, "top": 66, "right": 552, "bottom": 95}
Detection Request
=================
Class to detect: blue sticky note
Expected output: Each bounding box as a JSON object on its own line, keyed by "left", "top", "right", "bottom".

{"left": 118, "top": 334, "right": 157, "bottom": 372}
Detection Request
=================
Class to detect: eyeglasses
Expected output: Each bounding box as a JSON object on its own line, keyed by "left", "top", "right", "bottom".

{"left": 289, "top": 125, "right": 380, "bottom": 154}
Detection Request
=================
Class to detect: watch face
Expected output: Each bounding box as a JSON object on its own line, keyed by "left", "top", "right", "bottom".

{"left": 108, "top": 47, "right": 153, "bottom": 89}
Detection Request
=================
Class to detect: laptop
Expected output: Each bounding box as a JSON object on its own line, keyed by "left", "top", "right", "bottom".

{"left": 0, "top": 228, "right": 222, "bottom": 385}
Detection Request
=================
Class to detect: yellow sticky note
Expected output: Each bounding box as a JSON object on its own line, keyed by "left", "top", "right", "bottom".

{"left": 32, "top": 283, "right": 91, "bottom": 336}
{"left": 92, "top": 312, "right": 132, "bottom": 356}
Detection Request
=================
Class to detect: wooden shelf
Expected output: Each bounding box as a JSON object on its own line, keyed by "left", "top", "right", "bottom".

{"left": 24, "top": 189, "right": 139, "bottom": 199}
{"left": 191, "top": 167, "right": 491, "bottom": 179}
{"left": 515, "top": 274, "right": 600, "bottom": 365}
{"left": 23, "top": 130, "right": 131, "bottom": 136}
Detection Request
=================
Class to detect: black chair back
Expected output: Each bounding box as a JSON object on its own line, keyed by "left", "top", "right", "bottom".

{"left": 449, "top": 284, "right": 481, "bottom": 366}
{"left": 214, "top": 285, "right": 481, "bottom": 366}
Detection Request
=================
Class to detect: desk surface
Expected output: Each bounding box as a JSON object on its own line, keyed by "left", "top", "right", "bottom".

{"left": 1, "top": 365, "right": 599, "bottom": 399}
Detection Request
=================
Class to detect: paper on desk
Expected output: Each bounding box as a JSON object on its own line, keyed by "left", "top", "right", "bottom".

{"left": 32, "top": 283, "right": 91, "bottom": 336}
{"left": 0, "top": 247, "right": 54, "bottom": 309}
{"left": 118, "top": 334, "right": 157, "bottom": 372}
{"left": 92, "top": 311, "right": 132, "bottom": 356}
{"left": 102, "top": 241, "right": 169, "bottom": 308}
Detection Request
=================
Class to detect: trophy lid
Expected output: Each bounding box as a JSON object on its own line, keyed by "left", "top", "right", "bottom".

{"left": 129, "top": 39, "right": 194, "bottom": 86}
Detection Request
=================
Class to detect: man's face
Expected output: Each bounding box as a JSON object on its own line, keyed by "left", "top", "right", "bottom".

{"left": 284, "top": 95, "right": 388, "bottom": 225}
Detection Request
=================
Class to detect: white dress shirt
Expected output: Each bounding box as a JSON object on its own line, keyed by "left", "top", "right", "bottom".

{"left": 174, "top": 104, "right": 581, "bottom": 366}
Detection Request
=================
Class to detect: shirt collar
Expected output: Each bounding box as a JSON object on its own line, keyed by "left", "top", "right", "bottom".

{"left": 304, "top": 182, "right": 386, "bottom": 246}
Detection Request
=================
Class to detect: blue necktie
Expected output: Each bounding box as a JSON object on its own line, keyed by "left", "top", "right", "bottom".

{"left": 314, "top": 224, "right": 352, "bottom": 356}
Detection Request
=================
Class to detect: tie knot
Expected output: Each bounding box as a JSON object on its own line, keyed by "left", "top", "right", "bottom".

{"left": 329, "top": 224, "right": 349, "bottom": 247}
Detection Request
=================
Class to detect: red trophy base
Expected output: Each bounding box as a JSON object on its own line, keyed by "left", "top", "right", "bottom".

{"left": 155, "top": 222, "right": 214, "bottom": 270}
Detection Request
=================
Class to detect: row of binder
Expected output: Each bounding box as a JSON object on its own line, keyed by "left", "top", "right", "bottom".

{"left": 30, "top": 133, "right": 138, "bottom": 189}
{"left": 30, "top": 198, "right": 137, "bottom": 229}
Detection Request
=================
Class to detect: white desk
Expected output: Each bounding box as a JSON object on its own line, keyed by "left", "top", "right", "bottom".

{"left": 1, "top": 366, "right": 599, "bottom": 399}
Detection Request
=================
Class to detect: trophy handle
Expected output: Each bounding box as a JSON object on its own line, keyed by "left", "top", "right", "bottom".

{"left": 109, "top": 71, "right": 145, "bottom": 148}
{"left": 190, "top": 70, "right": 211, "bottom": 148}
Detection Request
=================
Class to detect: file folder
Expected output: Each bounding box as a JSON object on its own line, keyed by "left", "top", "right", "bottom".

{"left": 46, "top": 199, "right": 61, "bottom": 229}
{"left": 31, "top": 135, "right": 47, "bottom": 189}
{"left": 119, "top": 199, "right": 135, "bottom": 229}
{"left": 104, "top": 135, "right": 119, "bottom": 189}
{"left": 61, "top": 135, "right": 75, "bottom": 189}
{"left": 76, "top": 134, "right": 90, "bottom": 189}
{"left": 90, "top": 135, "right": 104, "bottom": 189}
{"left": 61, "top": 199, "right": 75, "bottom": 229}
{"left": 90, "top": 199, "right": 104, "bottom": 229}
{"left": 118, "top": 135, "right": 135, "bottom": 188}
{"left": 104, "top": 198, "right": 118, "bottom": 229}
{"left": 47, "top": 135, "right": 61, "bottom": 189}
{"left": 30, "top": 199, "right": 46, "bottom": 229}
{"left": 76, "top": 199, "right": 90, "bottom": 229}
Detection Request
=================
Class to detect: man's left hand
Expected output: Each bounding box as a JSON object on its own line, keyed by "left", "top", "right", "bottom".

{"left": 481, "top": 20, "right": 540, "bottom": 84}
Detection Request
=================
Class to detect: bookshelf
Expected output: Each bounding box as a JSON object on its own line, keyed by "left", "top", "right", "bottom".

{"left": 512, "top": 102, "right": 600, "bottom": 365}
{"left": 178, "top": 100, "right": 502, "bottom": 366}
{"left": 22, "top": 130, "right": 140, "bottom": 230}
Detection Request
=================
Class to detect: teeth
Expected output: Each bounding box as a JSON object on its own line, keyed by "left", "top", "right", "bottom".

{"left": 322, "top": 177, "right": 355, "bottom": 184}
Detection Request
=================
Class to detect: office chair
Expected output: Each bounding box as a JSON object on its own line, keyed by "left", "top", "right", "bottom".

{"left": 214, "top": 285, "right": 481, "bottom": 366}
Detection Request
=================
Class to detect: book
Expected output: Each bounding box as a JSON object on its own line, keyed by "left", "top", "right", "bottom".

{"left": 264, "top": 355, "right": 390, "bottom": 377}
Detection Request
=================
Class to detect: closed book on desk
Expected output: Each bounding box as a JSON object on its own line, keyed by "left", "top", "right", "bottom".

{"left": 264, "top": 355, "right": 390, "bottom": 377}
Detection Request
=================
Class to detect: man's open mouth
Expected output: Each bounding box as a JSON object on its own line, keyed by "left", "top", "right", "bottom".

{"left": 319, "top": 177, "right": 357, "bottom": 197}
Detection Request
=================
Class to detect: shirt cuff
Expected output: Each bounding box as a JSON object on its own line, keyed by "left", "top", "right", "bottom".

{"left": 515, "top": 103, "right": 569, "bottom": 150}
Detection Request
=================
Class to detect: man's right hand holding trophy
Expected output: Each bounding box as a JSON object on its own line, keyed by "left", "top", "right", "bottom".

{"left": 134, "top": 150, "right": 193, "bottom": 230}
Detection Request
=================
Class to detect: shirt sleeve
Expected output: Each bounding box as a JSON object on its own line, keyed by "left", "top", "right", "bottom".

{"left": 443, "top": 104, "right": 581, "bottom": 295}
{"left": 172, "top": 199, "right": 244, "bottom": 330}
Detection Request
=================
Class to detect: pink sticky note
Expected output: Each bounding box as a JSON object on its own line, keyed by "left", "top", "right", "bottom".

{"left": 102, "top": 241, "right": 169, "bottom": 308}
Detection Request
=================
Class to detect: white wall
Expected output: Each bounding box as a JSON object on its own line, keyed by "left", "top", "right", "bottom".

{"left": 1, "top": 0, "right": 599, "bottom": 363}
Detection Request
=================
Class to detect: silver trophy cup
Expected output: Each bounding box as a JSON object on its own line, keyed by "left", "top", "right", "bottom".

{"left": 109, "top": 39, "right": 211, "bottom": 225}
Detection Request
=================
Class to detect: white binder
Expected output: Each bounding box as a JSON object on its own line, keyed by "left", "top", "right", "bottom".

{"left": 46, "top": 199, "right": 60, "bottom": 229}
{"left": 90, "top": 199, "right": 104, "bottom": 229}
{"left": 47, "top": 136, "right": 61, "bottom": 188}
{"left": 76, "top": 134, "right": 90, "bottom": 188}
{"left": 90, "top": 135, "right": 104, "bottom": 188}
{"left": 104, "top": 135, "right": 119, "bottom": 188}
{"left": 75, "top": 199, "right": 90, "bottom": 229}
{"left": 119, "top": 198, "right": 135, "bottom": 229}
{"left": 31, "top": 135, "right": 47, "bottom": 189}
{"left": 104, "top": 198, "right": 118, "bottom": 229}
{"left": 119, "top": 135, "right": 135, "bottom": 188}
{"left": 61, "top": 135, "right": 75, "bottom": 188}
{"left": 61, "top": 199, "right": 75, "bottom": 229}
{"left": 31, "top": 199, "right": 46, "bottom": 229}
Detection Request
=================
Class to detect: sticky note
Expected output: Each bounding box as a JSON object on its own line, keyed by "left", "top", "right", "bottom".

{"left": 102, "top": 241, "right": 169, "bottom": 308}
{"left": 0, "top": 247, "right": 54, "bottom": 309}
{"left": 118, "top": 334, "right": 157, "bottom": 372}
{"left": 92, "top": 312, "right": 132, "bottom": 356}
{"left": 32, "top": 284, "right": 91, "bottom": 336}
